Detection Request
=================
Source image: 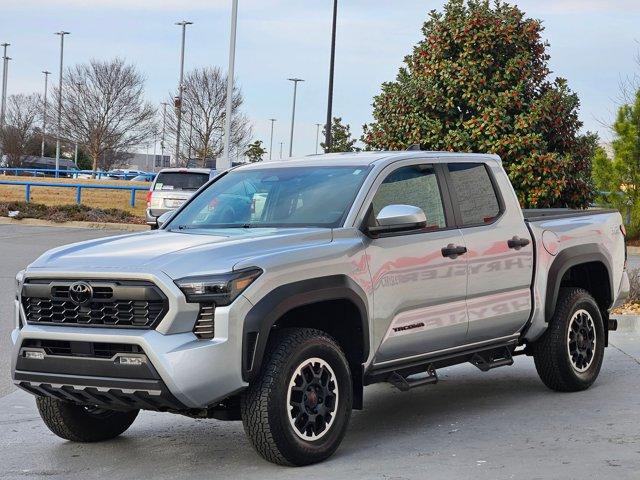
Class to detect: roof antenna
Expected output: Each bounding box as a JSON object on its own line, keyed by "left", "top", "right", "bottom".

{"left": 406, "top": 144, "right": 421, "bottom": 151}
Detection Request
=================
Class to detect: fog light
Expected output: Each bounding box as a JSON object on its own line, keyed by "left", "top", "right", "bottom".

{"left": 24, "top": 351, "right": 45, "bottom": 360}
{"left": 118, "top": 355, "right": 146, "bottom": 366}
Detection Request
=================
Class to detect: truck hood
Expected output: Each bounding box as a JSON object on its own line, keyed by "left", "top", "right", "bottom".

{"left": 28, "top": 228, "right": 333, "bottom": 278}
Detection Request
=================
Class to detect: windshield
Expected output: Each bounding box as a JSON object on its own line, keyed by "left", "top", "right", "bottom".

{"left": 167, "top": 166, "right": 370, "bottom": 230}
{"left": 154, "top": 172, "right": 210, "bottom": 191}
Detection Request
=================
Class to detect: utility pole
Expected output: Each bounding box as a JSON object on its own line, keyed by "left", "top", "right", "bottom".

{"left": 152, "top": 130, "right": 158, "bottom": 172}
{"left": 0, "top": 43, "right": 10, "bottom": 130}
{"left": 324, "top": 0, "right": 338, "bottom": 152}
{"left": 174, "top": 20, "right": 192, "bottom": 167}
{"left": 54, "top": 31, "right": 70, "bottom": 178}
{"left": 268, "top": 118, "right": 276, "bottom": 160}
{"left": 161, "top": 102, "right": 168, "bottom": 168}
{"left": 221, "top": 0, "right": 239, "bottom": 171}
{"left": 287, "top": 78, "right": 304, "bottom": 157}
{"left": 73, "top": 81, "right": 82, "bottom": 168}
{"left": 315, "top": 123, "right": 321, "bottom": 154}
{"left": 41, "top": 71, "right": 51, "bottom": 158}
{"left": 187, "top": 105, "right": 194, "bottom": 165}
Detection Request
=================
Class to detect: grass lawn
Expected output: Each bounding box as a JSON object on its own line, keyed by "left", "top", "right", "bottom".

{"left": 0, "top": 175, "right": 149, "bottom": 217}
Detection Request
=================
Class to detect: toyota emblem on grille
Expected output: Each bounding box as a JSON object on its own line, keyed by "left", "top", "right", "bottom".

{"left": 68, "top": 281, "right": 93, "bottom": 305}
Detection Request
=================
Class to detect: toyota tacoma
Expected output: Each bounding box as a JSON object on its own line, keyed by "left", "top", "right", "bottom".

{"left": 10, "top": 152, "right": 629, "bottom": 465}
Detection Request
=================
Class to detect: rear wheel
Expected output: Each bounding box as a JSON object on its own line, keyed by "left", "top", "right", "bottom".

{"left": 36, "top": 397, "right": 139, "bottom": 442}
{"left": 241, "top": 328, "right": 353, "bottom": 466}
{"left": 533, "top": 287, "right": 605, "bottom": 392}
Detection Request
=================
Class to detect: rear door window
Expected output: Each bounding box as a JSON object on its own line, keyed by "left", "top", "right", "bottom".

{"left": 446, "top": 163, "right": 501, "bottom": 226}
{"left": 154, "top": 172, "right": 210, "bottom": 191}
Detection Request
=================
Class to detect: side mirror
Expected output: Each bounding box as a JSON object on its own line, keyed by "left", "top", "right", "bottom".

{"left": 156, "top": 210, "right": 175, "bottom": 229}
{"left": 368, "top": 204, "right": 427, "bottom": 235}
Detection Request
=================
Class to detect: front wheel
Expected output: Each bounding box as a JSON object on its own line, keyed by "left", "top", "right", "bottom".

{"left": 533, "top": 287, "right": 605, "bottom": 392}
{"left": 36, "top": 397, "right": 139, "bottom": 442}
{"left": 241, "top": 328, "right": 353, "bottom": 466}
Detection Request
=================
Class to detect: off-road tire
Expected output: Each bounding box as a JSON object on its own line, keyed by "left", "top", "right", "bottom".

{"left": 533, "top": 287, "right": 605, "bottom": 392}
{"left": 36, "top": 397, "right": 139, "bottom": 442}
{"left": 241, "top": 328, "right": 353, "bottom": 466}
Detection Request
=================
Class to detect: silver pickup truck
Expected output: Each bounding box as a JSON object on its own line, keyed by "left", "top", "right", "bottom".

{"left": 11, "top": 152, "right": 629, "bottom": 466}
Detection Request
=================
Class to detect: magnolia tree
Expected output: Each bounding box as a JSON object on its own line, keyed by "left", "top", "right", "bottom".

{"left": 164, "top": 67, "right": 251, "bottom": 167}
{"left": 57, "top": 58, "right": 156, "bottom": 174}
{"left": 362, "top": 0, "right": 597, "bottom": 208}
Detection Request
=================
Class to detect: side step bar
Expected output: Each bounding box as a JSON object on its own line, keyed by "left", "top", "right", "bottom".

{"left": 388, "top": 366, "right": 438, "bottom": 392}
{"left": 470, "top": 346, "right": 514, "bottom": 372}
{"left": 384, "top": 345, "right": 515, "bottom": 391}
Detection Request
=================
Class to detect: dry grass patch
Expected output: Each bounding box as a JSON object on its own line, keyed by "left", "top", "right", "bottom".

{"left": 0, "top": 175, "right": 148, "bottom": 216}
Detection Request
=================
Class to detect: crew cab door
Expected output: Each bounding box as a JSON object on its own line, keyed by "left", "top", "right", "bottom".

{"left": 364, "top": 162, "right": 469, "bottom": 366}
{"left": 443, "top": 161, "right": 534, "bottom": 342}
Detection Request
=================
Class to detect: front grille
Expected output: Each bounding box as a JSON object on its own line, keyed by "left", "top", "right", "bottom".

{"left": 21, "top": 280, "right": 168, "bottom": 329}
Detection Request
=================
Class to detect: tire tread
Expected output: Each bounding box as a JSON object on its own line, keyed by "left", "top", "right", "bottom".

{"left": 533, "top": 287, "right": 604, "bottom": 392}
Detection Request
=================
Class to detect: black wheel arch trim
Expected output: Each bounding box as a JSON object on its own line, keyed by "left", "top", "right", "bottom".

{"left": 545, "top": 243, "right": 613, "bottom": 321}
{"left": 241, "top": 275, "right": 370, "bottom": 383}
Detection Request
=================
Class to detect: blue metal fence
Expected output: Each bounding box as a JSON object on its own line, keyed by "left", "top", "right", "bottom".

{"left": 0, "top": 167, "right": 154, "bottom": 181}
{"left": 0, "top": 180, "right": 149, "bottom": 207}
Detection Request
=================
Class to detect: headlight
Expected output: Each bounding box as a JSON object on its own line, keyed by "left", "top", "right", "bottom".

{"left": 174, "top": 268, "right": 262, "bottom": 305}
{"left": 15, "top": 270, "right": 25, "bottom": 295}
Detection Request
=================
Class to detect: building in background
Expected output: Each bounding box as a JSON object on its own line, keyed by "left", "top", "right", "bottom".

{"left": 120, "top": 152, "right": 171, "bottom": 172}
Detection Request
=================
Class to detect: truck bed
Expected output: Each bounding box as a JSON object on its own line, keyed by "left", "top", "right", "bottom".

{"left": 522, "top": 208, "right": 618, "bottom": 223}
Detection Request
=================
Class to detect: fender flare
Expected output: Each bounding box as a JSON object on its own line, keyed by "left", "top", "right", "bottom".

{"left": 241, "top": 275, "right": 370, "bottom": 383}
{"left": 545, "top": 243, "right": 613, "bottom": 321}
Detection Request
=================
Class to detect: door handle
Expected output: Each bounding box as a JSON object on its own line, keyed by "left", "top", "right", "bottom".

{"left": 507, "top": 236, "right": 530, "bottom": 250}
{"left": 441, "top": 244, "right": 467, "bottom": 259}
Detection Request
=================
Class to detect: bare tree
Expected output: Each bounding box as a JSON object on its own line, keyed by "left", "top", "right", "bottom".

{"left": 164, "top": 66, "right": 251, "bottom": 167}
{"left": 0, "top": 93, "right": 41, "bottom": 167}
{"left": 57, "top": 58, "right": 156, "bottom": 175}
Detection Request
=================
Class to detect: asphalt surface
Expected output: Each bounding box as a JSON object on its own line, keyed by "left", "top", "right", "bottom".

{"left": 0, "top": 224, "right": 124, "bottom": 397}
{"left": 1, "top": 224, "right": 639, "bottom": 479}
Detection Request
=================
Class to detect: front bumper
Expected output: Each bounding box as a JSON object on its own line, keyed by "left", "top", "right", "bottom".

{"left": 11, "top": 270, "right": 251, "bottom": 409}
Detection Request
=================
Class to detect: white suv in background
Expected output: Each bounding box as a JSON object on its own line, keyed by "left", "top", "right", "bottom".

{"left": 145, "top": 168, "right": 215, "bottom": 228}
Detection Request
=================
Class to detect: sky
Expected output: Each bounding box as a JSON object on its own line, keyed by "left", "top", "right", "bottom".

{"left": 2, "top": 0, "right": 640, "bottom": 158}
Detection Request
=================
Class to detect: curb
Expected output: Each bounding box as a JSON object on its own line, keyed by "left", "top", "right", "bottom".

{"left": 628, "top": 246, "right": 640, "bottom": 255}
{"left": 0, "top": 216, "right": 149, "bottom": 232}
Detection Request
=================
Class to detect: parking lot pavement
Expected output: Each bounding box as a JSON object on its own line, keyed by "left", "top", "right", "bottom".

{"left": 0, "top": 323, "right": 638, "bottom": 480}
{"left": 1, "top": 225, "right": 639, "bottom": 479}
{"left": 0, "top": 224, "right": 125, "bottom": 397}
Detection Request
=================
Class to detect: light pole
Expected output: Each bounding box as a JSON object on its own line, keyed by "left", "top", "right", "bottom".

{"left": 221, "top": 0, "right": 239, "bottom": 171}
{"left": 268, "top": 118, "right": 276, "bottom": 160}
{"left": 287, "top": 78, "right": 304, "bottom": 157}
{"left": 40, "top": 71, "right": 51, "bottom": 158}
{"left": 324, "top": 0, "right": 338, "bottom": 152}
{"left": 0, "top": 43, "right": 10, "bottom": 130}
{"left": 73, "top": 81, "right": 83, "bottom": 168}
{"left": 174, "top": 20, "right": 192, "bottom": 167}
{"left": 160, "top": 101, "right": 168, "bottom": 168}
{"left": 54, "top": 31, "right": 70, "bottom": 178}
{"left": 152, "top": 130, "right": 158, "bottom": 172}
{"left": 315, "top": 123, "right": 321, "bottom": 154}
{"left": 279, "top": 141, "right": 283, "bottom": 159}
{"left": 187, "top": 105, "right": 194, "bottom": 165}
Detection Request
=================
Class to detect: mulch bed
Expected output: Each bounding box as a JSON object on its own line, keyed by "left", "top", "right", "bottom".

{"left": 0, "top": 201, "right": 145, "bottom": 224}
